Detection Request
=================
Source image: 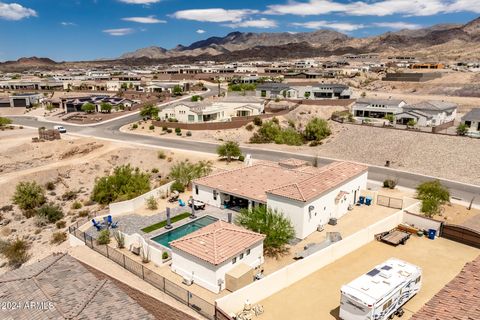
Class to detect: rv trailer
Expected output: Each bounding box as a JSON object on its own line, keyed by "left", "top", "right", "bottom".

{"left": 339, "top": 258, "right": 422, "bottom": 320}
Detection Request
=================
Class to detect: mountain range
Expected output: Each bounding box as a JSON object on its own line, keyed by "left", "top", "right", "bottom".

{"left": 1, "top": 17, "right": 479, "bottom": 72}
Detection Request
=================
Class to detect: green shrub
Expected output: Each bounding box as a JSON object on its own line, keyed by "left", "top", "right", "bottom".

{"left": 91, "top": 165, "right": 150, "bottom": 205}
{"left": 146, "top": 196, "right": 158, "bottom": 210}
{"left": 12, "top": 181, "right": 46, "bottom": 214}
{"left": 0, "top": 117, "right": 13, "bottom": 127}
{"left": 151, "top": 168, "right": 159, "bottom": 174}
{"left": 157, "top": 150, "right": 167, "bottom": 159}
{"left": 383, "top": 179, "right": 397, "bottom": 189}
{"left": 78, "top": 210, "right": 90, "bottom": 217}
{"left": 36, "top": 203, "right": 64, "bottom": 223}
{"left": 132, "top": 124, "right": 138, "bottom": 129}
{"left": 274, "top": 128, "right": 303, "bottom": 146}
{"left": 245, "top": 124, "right": 254, "bottom": 131}
{"left": 238, "top": 154, "right": 245, "bottom": 162}
{"left": 149, "top": 125, "right": 155, "bottom": 130}
{"left": 416, "top": 180, "right": 450, "bottom": 218}
{"left": 271, "top": 117, "right": 279, "bottom": 124}
{"left": 217, "top": 141, "right": 242, "bottom": 163}
{"left": 168, "top": 160, "right": 213, "bottom": 187}
{"left": 51, "top": 232, "right": 67, "bottom": 244}
{"left": 175, "top": 127, "right": 181, "bottom": 133}
{"left": 176, "top": 132, "right": 182, "bottom": 136}
{"left": 56, "top": 220, "right": 67, "bottom": 229}
{"left": 162, "top": 126, "right": 168, "bottom": 131}
{"left": 0, "top": 238, "right": 30, "bottom": 268}
{"left": 166, "top": 129, "right": 173, "bottom": 133}
{"left": 139, "top": 104, "right": 159, "bottom": 118}
{"left": 71, "top": 201, "right": 82, "bottom": 209}
{"left": 62, "top": 190, "right": 78, "bottom": 201}
{"left": 162, "top": 251, "right": 169, "bottom": 260}
{"left": 170, "top": 181, "right": 185, "bottom": 193}
{"left": 253, "top": 116, "right": 263, "bottom": 126}
{"left": 456, "top": 123, "right": 469, "bottom": 136}
{"left": 304, "top": 118, "right": 331, "bottom": 142}
{"left": 97, "top": 230, "right": 111, "bottom": 245}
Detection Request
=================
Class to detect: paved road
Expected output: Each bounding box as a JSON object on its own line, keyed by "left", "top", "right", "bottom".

{"left": 8, "top": 87, "right": 480, "bottom": 207}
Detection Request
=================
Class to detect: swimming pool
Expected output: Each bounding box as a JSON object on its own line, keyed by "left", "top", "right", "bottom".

{"left": 151, "top": 215, "right": 218, "bottom": 248}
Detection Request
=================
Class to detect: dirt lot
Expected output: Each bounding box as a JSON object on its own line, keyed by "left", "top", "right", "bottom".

{"left": 258, "top": 237, "right": 479, "bottom": 320}
{"left": 0, "top": 128, "right": 234, "bottom": 274}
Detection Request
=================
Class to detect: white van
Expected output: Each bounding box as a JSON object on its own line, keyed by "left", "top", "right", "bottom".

{"left": 340, "top": 258, "right": 422, "bottom": 320}
{"left": 53, "top": 125, "right": 67, "bottom": 133}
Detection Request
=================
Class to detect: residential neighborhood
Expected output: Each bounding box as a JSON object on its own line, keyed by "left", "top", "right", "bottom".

{"left": 1, "top": 1, "right": 480, "bottom": 320}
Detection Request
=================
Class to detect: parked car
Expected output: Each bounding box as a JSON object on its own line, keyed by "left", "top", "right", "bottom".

{"left": 53, "top": 125, "right": 67, "bottom": 133}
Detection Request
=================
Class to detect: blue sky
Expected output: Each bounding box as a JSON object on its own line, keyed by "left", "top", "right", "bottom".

{"left": 0, "top": 0, "right": 479, "bottom": 61}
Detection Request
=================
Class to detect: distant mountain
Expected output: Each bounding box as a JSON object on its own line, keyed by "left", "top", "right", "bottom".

{"left": 0, "top": 57, "right": 58, "bottom": 72}
{"left": 120, "top": 46, "right": 167, "bottom": 59}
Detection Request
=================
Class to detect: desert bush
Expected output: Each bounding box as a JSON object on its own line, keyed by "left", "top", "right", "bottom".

{"left": 113, "top": 231, "right": 125, "bottom": 249}
{"left": 132, "top": 124, "right": 138, "bottom": 129}
{"left": 0, "top": 117, "right": 12, "bottom": 127}
{"left": 34, "top": 215, "right": 49, "bottom": 227}
{"left": 62, "top": 190, "right": 78, "bottom": 201}
{"left": 170, "top": 181, "right": 185, "bottom": 193}
{"left": 456, "top": 123, "right": 469, "bottom": 136}
{"left": 238, "top": 154, "right": 245, "bottom": 162}
{"left": 186, "top": 131, "right": 192, "bottom": 137}
{"left": 166, "top": 128, "right": 173, "bottom": 133}
{"left": 253, "top": 116, "right": 263, "bottom": 126}
{"left": 162, "top": 251, "right": 169, "bottom": 260}
{"left": 51, "top": 232, "right": 67, "bottom": 244}
{"left": 383, "top": 178, "right": 398, "bottom": 189}
{"left": 71, "top": 201, "right": 82, "bottom": 209}
{"left": 0, "top": 205, "right": 13, "bottom": 212}
{"left": 83, "top": 199, "right": 95, "bottom": 206}
{"left": 97, "top": 230, "right": 111, "bottom": 245}
{"left": 12, "top": 181, "right": 46, "bottom": 215}
{"left": 162, "top": 126, "right": 168, "bottom": 131}
{"left": 36, "top": 203, "right": 64, "bottom": 223}
{"left": 151, "top": 168, "right": 159, "bottom": 174}
{"left": 175, "top": 127, "right": 181, "bottom": 134}
{"left": 149, "top": 125, "right": 155, "bottom": 130}
{"left": 91, "top": 165, "right": 150, "bottom": 205}
{"left": 56, "top": 220, "right": 67, "bottom": 229}
{"left": 245, "top": 124, "right": 254, "bottom": 131}
{"left": 45, "top": 181, "right": 56, "bottom": 191}
{"left": 304, "top": 118, "right": 331, "bottom": 142}
{"left": 78, "top": 210, "right": 90, "bottom": 217}
{"left": 146, "top": 196, "right": 158, "bottom": 210}
{"left": 0, "top": 238, "right": 30, "bottom": 268}
{"left": 157, "top": 150, "right": 167, "bottom": 159}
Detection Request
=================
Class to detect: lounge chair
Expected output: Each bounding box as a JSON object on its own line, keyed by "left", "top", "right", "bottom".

{"left": 178, "top": 199, "right": 186, "bottom": 207}
{"left": 168, "top": 193, "right": 179, "bottom": 203}
{"left": 92, "top": 219, "right": 103, "bottom": 231}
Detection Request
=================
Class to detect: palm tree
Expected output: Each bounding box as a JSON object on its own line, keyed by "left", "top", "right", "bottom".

{"left": 217, "top": 141, "right": 242, "bottom": 163}
{"left": 168, "top": 160, "right": 213, "bottom": 188}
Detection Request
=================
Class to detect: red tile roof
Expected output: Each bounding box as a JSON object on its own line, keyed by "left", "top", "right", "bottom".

{"left": 411, "top": 255, "right": 480, "bottom": 320}
{"left": 193, "top": 160, "right": 367, "bottom": 203}
{"left": 170, "top": 221, "right": 265, "bottom": 265}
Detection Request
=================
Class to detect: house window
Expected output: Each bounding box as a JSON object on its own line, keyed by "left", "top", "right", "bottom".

{"left": 240, "top": 253, "right": 244, "bottom": 259}
{"left": 232, "top": 257, "right": 237, "bottom": 264}
{"left": 382, "top": 299, "right": 392, "bottom": 311}
{"left": 195, "top": 185, "right": 199, "bottom": 195}
{"left": 246, "top": 249, "right": 251, "bottom": 255}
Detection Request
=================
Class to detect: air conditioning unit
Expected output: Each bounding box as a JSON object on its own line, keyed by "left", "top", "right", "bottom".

{"left": 182, "top": 277, "right": 193, "bottom": 286}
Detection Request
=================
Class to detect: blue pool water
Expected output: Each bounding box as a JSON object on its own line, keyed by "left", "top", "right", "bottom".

{"left": 151, "top": 215, "right": 218, "bottom": 248}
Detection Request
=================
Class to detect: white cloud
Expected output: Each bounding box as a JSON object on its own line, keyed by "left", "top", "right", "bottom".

{"left": 122, "top": 16, "right": 166, "bottom": 24}
{"left": 103, "top": 28, "right": 134, "bottom": 36}
{"left": 61, "top": 21, "right": 76, "bottom": 26}
{"left": 266, "top": 0, "right": 480, "bottom": 17}
{"left": 118, "top": 0, "right": 161, "bottom": 4}
{"left": 373, "top": 22, "right": 422, "bottom": 30}
{"left": 172, "top": 8, "right": 258, "bottom": 23}
{"left": 0, "top": 2, "right": 37, "bottom": 20}
{"left": 196, "top": 29, "right": 206, "bottom": 34}
{"left": 225, "top": 18, "right": 278, "bottom": 29}
{"left": 292, "top": 21, "right": 365, "bottom": 32}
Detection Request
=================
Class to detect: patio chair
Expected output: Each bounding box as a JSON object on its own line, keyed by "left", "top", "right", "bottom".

{"left": 111, "top": 221, "right": 118, "bottom": 229}
{"left": 92, "top": 219, "right": 103, "bottom": 231}
{"left": 107, "top": 215, "right": 113, "bottom": 225}
{"left": 178, "top": 199, "right": 186, "bottom": 207}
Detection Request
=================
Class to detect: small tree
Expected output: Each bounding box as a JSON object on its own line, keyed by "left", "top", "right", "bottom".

{"left": 100, "top": 102, "right": 112, "bottom": 113}
{"left": 0, "top": 117, "right": 12, "bottom": 127}
{"left": 384, "top": 114, "right": 395, "bottom": 124}
{"left": 217, "top": 141, "right": 242, "bottom": 163}
{"left": 173, "top": 85, "right": 183, "bottom": 96}
{"left": 407, "top": 119, "right": 416, "bottom": 128}
{"left": 456, "top": 123, "right": 469, "bottom": 136}
{"left": 191, "top": 95, "right": 203, "bottom": 102}
{"left": 81, "top": 103, "right": 96, "bottom": 113}
{"left": 304, "top": 118, "right": 331, "bottom": 142}
{"left": 12, "top": 181, "right": 46, "bottom": 216}
{"left": 0, "top": 238, "right": 30, "bottom": 268}
{"left": 140, "top": 104, "right": 159, "bottom": 118}
{"left": 36, "top": 203, "right": 64, "bottom": 223}
{"left": 236, "top": 206, "right": 295, "bottom": 257}
{"left": 97, "top": 230, "right": 111, "bottom": 245}
{"left": 304, "top": 92, "right": 311, "bottom": 99}
{"left": 416, "top": 180, "right": 450, "bottom": 217}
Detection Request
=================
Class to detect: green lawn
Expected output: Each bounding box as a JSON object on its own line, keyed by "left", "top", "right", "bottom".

{"left": 141, "top": 212, "right": 191, "bottom": 233}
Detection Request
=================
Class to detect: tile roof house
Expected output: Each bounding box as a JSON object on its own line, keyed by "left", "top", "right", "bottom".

{"left": 0, "top": 253, "right": 155, "bottom": 320}
{"left": 256, "top": 82, "right": 351, "bottom": 100}
{"left": 170, "top": 221, "right": 265, "bottom": 293}
{"left": 411, "top": 255, "right": 480, "bottom": 320}
{"left": 193, "top": 159, "right": 368, "bottom": 239}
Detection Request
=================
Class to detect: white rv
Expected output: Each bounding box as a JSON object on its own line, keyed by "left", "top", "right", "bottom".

{"left": 340, "top": 258, "right": 422, "bottom": 320}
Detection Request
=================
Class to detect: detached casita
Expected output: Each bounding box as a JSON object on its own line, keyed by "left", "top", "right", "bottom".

{"left": 192, "top": 159, "right": 368, "bottom": 239}
{"left": 170, "top": 221, "right": 265, "bottom": 293}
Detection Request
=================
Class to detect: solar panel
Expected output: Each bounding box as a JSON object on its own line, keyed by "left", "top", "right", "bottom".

{"left": 367, "top": 268, "right": 380, "bottom": 277}
{"left": 381, "top": 265, "right": 392, "bottom": 271}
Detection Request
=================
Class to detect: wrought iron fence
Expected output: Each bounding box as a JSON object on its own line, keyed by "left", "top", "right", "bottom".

{"left": 68, "top": 223, "right": 216, "bottom": 320}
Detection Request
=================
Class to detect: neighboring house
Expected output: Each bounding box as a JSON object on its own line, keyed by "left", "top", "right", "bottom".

{"left": 0, "top": 253, "right": 155, "bottom": 320}
{"left": 411, "top": 256, "right": 480, "bottom": 320}
{"left": 353, "top": 99, "right": 457, "bottom": 126}
{"left": 192, "top": 159, "right": 368, "bottom": 240}
{"left": 256, "top": 83, "right": 351, "bottom": 100}
{"left": 461, "top": 108, "right": 480, "bottom": 133}
{"left": 397, "top": 101, "right": 457, "bottom": 126}
{"left": 7, "top": 93, "right": 44, "bottom": 108}
{"left": 352, "top": 98, "right": 407, "bottom": 119}
{"left": 170, "top": 220, "right": 265, "bottom": 293}
{"left": 159, "top": 96, "right": 264, "bottom": 123}
{"left": 61, "top": 95, "right": 134, "bottom": 113}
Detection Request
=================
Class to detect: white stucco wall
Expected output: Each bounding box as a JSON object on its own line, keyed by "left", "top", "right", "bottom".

{"left": 171, "top": 242, "right": 264, "bottom": 293}
{"left": 192, "top": 184, "right": 223, "bottom": 207}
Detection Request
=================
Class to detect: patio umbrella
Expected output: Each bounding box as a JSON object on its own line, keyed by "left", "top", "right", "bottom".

{"left": 165, "top": 207, "right": 172, "bottom": 229}
{"left": 190, "top": 196, "right": 196, "bottom": 219}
